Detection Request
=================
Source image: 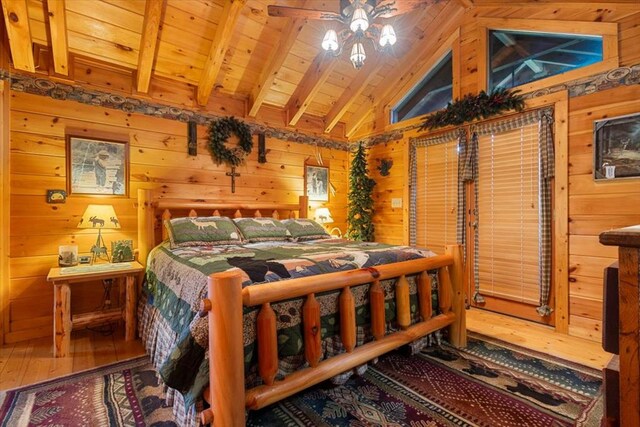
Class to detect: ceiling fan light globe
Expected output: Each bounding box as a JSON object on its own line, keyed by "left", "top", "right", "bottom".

{"left": 321, "top": 29, "right": 339, "bottom": 51}
{"left": 379, "top": 24, "right": 397, "bottom": 47}
{"left": 349, "top": 7, "right": 369, "bottom": 33}
{"left": 350, "top": 42, "right": 366, "bottom": 69}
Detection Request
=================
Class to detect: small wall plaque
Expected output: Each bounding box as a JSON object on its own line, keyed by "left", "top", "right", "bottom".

{"left": 47, "top": 189, "right": 67, "bottom": 203}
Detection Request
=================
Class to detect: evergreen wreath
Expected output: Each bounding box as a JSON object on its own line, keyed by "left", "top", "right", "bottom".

{"left": 419, "top": 88, "right": 525, "bottom": 131}
{"left": 207, "top": 116, "right": 253, "bottom": 167}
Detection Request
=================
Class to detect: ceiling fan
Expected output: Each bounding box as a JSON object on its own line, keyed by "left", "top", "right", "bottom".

{"left": 268, "top": 1, "right": 433, "bottom": 69}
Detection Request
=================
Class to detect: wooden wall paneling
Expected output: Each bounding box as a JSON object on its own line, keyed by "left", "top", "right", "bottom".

{"left": 6, "top": 90, "right": 348, "bottom": 342}
{"left": 1, "top": 78, "right": 10, "bottom": 345}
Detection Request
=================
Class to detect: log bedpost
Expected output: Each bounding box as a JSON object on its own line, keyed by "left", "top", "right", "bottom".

{"left": 201, "top": 271, "right": 245, "bottom": 427}
{"left": 298, "top": 195, "right": 308, "bottom": 219}
{"left": 446, "top": 244, "right": 466, "bottom": 348}
{"left": 137, "top": 189, "right": 154, "bottom": 266}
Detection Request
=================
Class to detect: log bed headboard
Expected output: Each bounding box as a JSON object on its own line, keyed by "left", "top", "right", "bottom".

{"left": 136, "top": 188, "right": 308, "bottom": 265}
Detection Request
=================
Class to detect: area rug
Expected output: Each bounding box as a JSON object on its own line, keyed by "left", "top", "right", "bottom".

{"left": 0, "top": 356, "right": 176, "bottom": 427}
{"left": 247, "top": 332, "right": 603, "bottom": 427}
{"left": 0, "top": 333, "right": 602, "bottom": 426}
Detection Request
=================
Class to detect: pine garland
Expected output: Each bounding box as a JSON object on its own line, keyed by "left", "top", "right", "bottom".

{"left": 347, "top": 142, "right": 376, "bottom": 242}
{"left": 419, "top": 88, "right": 525, "bottom": 131}
{"left": 207, "top": 116, "right": 253, "bottom": 167}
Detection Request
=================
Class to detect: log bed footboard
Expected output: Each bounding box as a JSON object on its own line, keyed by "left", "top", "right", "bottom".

{"left": 199, "top": 244, "right": 465, "bottom": 426}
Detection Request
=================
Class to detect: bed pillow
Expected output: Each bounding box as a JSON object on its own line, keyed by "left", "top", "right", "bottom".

{"left": 282, "top": 218, "right": 331, "bottom": 241}
{"left": 232, "top": 217, "right": 291, "bottom": 242}
{"left": 165, "top": 216, "right": 241, "bottom": 248}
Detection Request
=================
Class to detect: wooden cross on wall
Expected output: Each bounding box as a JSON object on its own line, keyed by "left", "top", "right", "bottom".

{"left": 226, "top": 167, "right": 240, "bottom": 193}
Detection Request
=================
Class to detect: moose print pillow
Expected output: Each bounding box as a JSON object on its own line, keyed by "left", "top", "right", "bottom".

{"left": 233, "top": 218, "right": 291, "bottom": 242}
{"left": 281, "top": 219, "right": 331, "bottom": 241}
{"left": 164, "top": 216, "right": 241, "bottom": 248}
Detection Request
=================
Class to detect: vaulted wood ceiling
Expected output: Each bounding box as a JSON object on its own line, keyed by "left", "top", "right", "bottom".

{"left": 1, "top": 0, "right": 469, "bottom": 138}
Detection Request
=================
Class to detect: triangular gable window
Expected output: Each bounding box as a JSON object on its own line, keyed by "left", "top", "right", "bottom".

{"left": 392, "top": 51, "right": 453, "bottom": 124}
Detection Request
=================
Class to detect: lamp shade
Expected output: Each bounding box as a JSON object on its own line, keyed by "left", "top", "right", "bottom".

{"left": 78, "top": 204, "right": 121, "bottom": 229}
{"left": 350, "top": 42, "right": 366, "bottom": 69}
{"left": 379, "top": 24, "right": 397, "bottom": 47}
{"left": 321, "top": 29, "right": 339, "bottom": 52}
{"left": 314, "top": 207, "right": 334, "bottom": 224}
{"left": 349, "top": 7, "right": 369, "bottom": 33}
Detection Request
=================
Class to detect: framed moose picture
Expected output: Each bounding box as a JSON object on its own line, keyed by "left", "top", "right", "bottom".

{"left": 66, "top": 134, "right": 129, "bottom": 196}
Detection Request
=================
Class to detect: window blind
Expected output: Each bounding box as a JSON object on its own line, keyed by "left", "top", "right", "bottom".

{"left": 476, "top": 122, "right": 540, "bottom": 304}
{"left": 414, "top": 140, "right": 458, "bottom": 254}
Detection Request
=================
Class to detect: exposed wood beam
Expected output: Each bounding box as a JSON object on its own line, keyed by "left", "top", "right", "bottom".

{"left": 197, "top": 0, "right": 246, "bottom": 106}
{"left": 1, "top": 0, "right": 35, "bottom": 72}
{"left": 136, "top": 0, "right": 164, "bottom": 93}
{"left": 323, "top": 58, "right": 383, "bottom": 134}
{"left": 44, "top": 0, "right": 68, "bottom": 75}
{"left": 248, "top": 16, "right": 305, "bottom": 117}
{"left": 285, "top": 52, "right": 337, "bottom": 127}
{"left": 346, "top": 2, "right": 466, "bottom": 138}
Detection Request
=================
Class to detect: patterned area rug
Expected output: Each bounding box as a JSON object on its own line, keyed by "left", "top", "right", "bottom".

{"left": 0, "top": 333, "right": 602, "bottom": 426}
{"left": 247, "top": 333, "right": 603, "bottom": 426}
{"left": 0, "top": 356, "right": 176, "bottom": 427}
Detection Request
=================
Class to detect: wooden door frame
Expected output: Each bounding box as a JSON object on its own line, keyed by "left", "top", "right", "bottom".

{"left": 465, "top": 91, "right": 569, "bottom": 333}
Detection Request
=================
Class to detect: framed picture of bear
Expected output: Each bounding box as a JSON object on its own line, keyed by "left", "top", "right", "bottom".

{"left": 66, "top": 134, "right": 129, "bottom": 196}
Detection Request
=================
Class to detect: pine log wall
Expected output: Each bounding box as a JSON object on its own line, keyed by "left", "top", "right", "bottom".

{"left": 5, "top": 90, "right": 348, "bottom": 344}
{"left": 362, "top": 5, "right": 640, "bottom": 342}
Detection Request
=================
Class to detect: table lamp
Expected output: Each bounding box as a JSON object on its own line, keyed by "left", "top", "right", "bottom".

{"left": 78, "top": 204, "right": 120, "bottom": 262}
{"left": 314, "top": 207, "right": 342, "bottom": 238}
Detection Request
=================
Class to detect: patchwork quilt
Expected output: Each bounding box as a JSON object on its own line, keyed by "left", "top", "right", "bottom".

{"left": 139, "top": 239, "right": 438, "bottom": 412}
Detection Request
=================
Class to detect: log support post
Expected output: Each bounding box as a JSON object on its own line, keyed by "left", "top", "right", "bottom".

{"left": 303, "top": 293, "right": 322, "bottom": 367}
{"left": 369, "top": 280, "right": 385, "bottom": 340}
{"left": 417, "top": 271, "right": 432, "bottom": 322}
{"left": 257, "top": 303, "right": 278, "bottom": 386}
{"left": 200, "top": 271, "right": 245, "bottom": 426}
{"left": 445, "top": 244, "right": 466, "bottom": 348}
{"left": 340, "top": 286, "right": 356, "bottom": 352}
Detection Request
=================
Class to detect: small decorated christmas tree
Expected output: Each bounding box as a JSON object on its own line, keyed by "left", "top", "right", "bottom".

{"left": 347, "top": 142, "right": 376, "bottom": 241}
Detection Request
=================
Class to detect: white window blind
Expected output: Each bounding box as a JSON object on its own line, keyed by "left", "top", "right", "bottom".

{"left": 477, "top": 123, "right": 540, "bottom": 304}
{"left": 415, "top": 140, "right": 458, "bottom": 254}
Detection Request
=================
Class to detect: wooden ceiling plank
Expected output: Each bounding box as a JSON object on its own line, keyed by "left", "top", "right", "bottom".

{"left": 196, "top": 0, "right": 246, "bottom": 106}
{"left": 45, "top": 0, "right": 68, "bottom": 75}
{"left": 1, "top": 0, "right": 35, "bottom": 72}
{"left": 248, "top": 16, "right": 304, "bottom": 117}
{"left": 457, "top": 0, "right": 475, "bottom": 7}
{"left": 136, "top": 0, "right": 165, "bottom": 93}
{"left": 285, "top": 52, "right": 337, "bottom": 127}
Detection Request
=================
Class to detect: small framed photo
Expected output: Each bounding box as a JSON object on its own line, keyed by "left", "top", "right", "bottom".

{"left": 111, "top": 240, "right": 134, "bottom": 263}
{"left": 305, "top": 165, "right": 329, "bottom": 202}
{"left": 66, "top": 134, "right": 129, "bottom": 196}
{"left": 594, "top": 112, "right": 640, "bottom": 180}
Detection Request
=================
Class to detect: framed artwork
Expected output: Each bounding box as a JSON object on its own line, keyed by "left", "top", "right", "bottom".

{"left": 594, "top": 112, "right": 640, "bottom": 180}
{"left": 66, "top": 134, "right": 129, "bottom": 196}
{"left": 305, "top": 165, "right": 329, "bottom": 202}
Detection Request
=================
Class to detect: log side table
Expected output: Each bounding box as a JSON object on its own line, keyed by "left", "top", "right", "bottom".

{"left": 46, "top": 261, "right": 144, "bottom": 357}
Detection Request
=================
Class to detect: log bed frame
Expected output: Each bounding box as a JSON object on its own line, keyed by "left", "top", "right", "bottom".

{"left": 136, "top": 189, "right": 466, "bottom": 427}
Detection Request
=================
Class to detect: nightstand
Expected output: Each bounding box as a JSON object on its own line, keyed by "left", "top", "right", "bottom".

{"left": 46, "top": 261, "right": 145, "bottom": 357}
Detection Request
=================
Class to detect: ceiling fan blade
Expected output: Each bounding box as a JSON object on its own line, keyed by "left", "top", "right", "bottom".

{"left": 374, "top": 0, "right": 431, "bottom": 18}
{"left": 267, "top": 5, "right": 342, "bottom": 20}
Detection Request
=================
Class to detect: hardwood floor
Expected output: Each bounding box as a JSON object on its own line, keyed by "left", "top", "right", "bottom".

{"left": 1, "top": 309, "right": 611, "bottom": 391}
{"left": 0, "top": 326, "right": 145, "bottom": 391}
{"left": 467, "top": 308, "right": 612, "bottom": 370}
